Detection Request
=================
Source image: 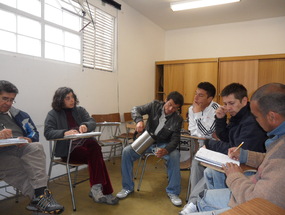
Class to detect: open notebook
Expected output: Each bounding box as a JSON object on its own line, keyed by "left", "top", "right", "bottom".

{"left": 0, "top": 138, "right": 29, "bottom": 147}
{"left": 195, "top": 147, "right": 240, "bottom": 168}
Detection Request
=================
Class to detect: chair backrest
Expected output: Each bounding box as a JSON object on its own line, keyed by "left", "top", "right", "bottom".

{"left": 92, "top": 113, "right": 121, "bottom": 123}
{"left": 124, "top": 112, "right": 132, "bottom": 122}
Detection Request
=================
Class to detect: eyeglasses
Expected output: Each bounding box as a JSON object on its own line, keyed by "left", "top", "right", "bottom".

{"left": 0, "top": 97, "right": 16, "bottom": 104}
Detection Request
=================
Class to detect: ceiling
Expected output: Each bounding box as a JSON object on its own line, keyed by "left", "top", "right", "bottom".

{"left": 121, "top": 0, "right": 285, "bottom": 30}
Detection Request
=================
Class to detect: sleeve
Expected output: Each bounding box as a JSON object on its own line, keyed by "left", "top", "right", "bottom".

{"left": 215, "top": 116, "right": 230, "bottom": 142}
{"left": 131, "top": 101, "right": 154, "bottom": 123}
{"left": 77, "top": 107, "right": 96, "bottom": 132}
{"left": 165, "top": 116, "right": 183, "bottom": 153}
{"left": 226, "top": 155, "right": 285, "bottom": 207}
{"left": 44, "top": 111, "right": 67, "bottom": 140}
{"left": 15, "top": 111, "right": 39, "bottom": 142}
{"left": 188, "top": 105, "right": 217, "bottom": 138}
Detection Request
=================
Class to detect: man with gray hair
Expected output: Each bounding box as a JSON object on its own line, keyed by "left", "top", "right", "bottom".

{"left": 0, "top": 80, "right": 64, "bottom": 214}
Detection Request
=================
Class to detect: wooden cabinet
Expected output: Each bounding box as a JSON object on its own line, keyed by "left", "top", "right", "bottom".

{"left": 155, "top": 58, "right": 218, "bottom": 129}
{"left": 155, "top": 54, "right": 285, "bottom": 129}
{"left": 218, "top": 54, "right": 285, "bottom": 103}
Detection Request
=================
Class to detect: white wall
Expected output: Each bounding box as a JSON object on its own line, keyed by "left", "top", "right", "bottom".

{"left": 165, "top": 16, "right": 285, "bottom": 60}
{"left": 0, "top": 0, "right": 165, "bottom": 185}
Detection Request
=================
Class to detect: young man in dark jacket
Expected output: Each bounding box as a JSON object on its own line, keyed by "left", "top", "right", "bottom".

{"left": 180, "top": 83, "right": 267, "bottom": 215}
{"left": 116, "top": 91, "right": 184, "bottom": 206}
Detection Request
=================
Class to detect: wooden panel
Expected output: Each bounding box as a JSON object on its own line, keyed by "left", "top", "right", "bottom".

{"left": 258, "top": 59, "right": 285, "bottom": 86}
{"left": 163, "top": 64, "right": 184, "bottom": 100}
{"left": 219, "top": 60, "right": 259, "bottom": 102}
{"left": 184, "top": 62, "right": 218, "bottom": 103}
{"left": 181, "top": 104, "right": 191, "bottom": 130}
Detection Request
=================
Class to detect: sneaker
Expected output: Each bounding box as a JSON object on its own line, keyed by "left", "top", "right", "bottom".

{"left": 89, "top": 184, "right": 107, "bottom": 203}
{"left": 167, "top": 193, "right": 182, "bottom": 206}
{"left": 26, "top": 189, "right": 64, "bottom": 214}
{"left": 89, "top": 184, "right": 119, "bottom": 205}
{"left": 179, "top": 202, "right": 198, "bottom": 215}
{"left": 105, "top": 194, "right": 119, "bottom": 205}
{"left": 116, "top": 189, "right": 133, "bottom": 199}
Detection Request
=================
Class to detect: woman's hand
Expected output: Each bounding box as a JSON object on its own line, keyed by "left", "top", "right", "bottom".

{"left": 64, "top": 129, "right": 79, "bottom": 136}
{"left": 79, "top": 125, "right": 87, "bottom": 133}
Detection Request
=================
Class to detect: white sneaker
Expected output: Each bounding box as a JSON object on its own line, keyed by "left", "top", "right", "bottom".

{"left": 116, "top": 189, "right": 133, "bottom": 199}
{"left": 167, "top": 193, "right": 182, "bottom": 206}
{"left": 179, "top": 202, "right": 198, "bottom": 215}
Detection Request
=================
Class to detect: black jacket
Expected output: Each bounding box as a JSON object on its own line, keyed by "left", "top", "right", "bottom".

{"left": 131, "top": 100, "right": 183, "bottom": 153}
{"left": 205, "top": 102, "right": 267, "bottom": 154}
{"left": 44, "top": 106, "right": 96, "bottom": 157}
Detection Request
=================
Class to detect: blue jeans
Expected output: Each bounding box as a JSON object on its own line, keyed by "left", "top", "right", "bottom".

{"left": 204, "top": 167, "right": 256, "bottom": 190}
{"left": 204, "top": 168, "right": 227, "bottom": 189}
{"left": 121, "top": 143, "right": 181, "bottom": 195}
{"left": 192, "top": 188, "right": 231, "bottom": 214}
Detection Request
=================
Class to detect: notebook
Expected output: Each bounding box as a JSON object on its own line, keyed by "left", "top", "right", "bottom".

{"left": 0, "top": 138, "right": 29, "bottom": 147}
{"left": 195, "top": 147, "right": 240, "bottom": 168}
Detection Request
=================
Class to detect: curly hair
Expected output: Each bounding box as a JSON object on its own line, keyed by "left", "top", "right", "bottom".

{"left": 52, "top": 87, "right": 79, "bottom": 111}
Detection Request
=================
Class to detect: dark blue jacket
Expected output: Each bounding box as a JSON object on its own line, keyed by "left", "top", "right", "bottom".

{"left": 205, "top": 103, "right": 267, "bottom": 154}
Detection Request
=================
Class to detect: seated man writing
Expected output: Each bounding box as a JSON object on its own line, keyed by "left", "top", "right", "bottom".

{"left": 0, "top": 80, "right": 64, "bottom": 214}
{"left": 183, "top": 83, "right": 285, "bottom": 214}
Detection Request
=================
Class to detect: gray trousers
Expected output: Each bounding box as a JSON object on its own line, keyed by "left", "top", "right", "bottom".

{"left": 189, "top": 159, "right": 207, "bottom": 204}
{"left": 0, "top": 142, "right": 48, "bottom": 198}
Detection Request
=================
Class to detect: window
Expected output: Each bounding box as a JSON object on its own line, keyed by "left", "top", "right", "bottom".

{"left": 0, "top": 0, "right": 117, "bottom": 72}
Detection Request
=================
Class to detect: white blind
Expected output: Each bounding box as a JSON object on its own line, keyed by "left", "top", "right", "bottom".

{"left": 82, "top": 4, "right": 115, "bottom": 72}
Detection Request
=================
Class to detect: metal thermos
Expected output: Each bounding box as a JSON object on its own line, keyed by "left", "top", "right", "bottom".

{"left": 131, "top": 130, "right": 155, "bottom": 155}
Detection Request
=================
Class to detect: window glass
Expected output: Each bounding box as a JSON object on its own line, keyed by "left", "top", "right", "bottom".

{"left": 18, "top": 35, "right": 41, "bottom": 57}
{"left": 63, "top": 11, "right": 81, "bottom": 31}
{"left": 45, "top": 42, "right": 64, "bottom": 61}
{"left": 0, "top": 30, "right": 16, "bottom": 52}
{"left": 65, "top": 31, "right": 80, "bottom": 49}
{"left": 18, "top": 0, "right": 41, "bottom": 17}
{"left": 18, "top": 16, "right": 41, "bottom": 39}
{"left": 0, "top": 9, "right": 16, "bottom": 32}
{"left": 45, "top": 4, "right": 62, "bottom": 26}
{"left": 45, "top": 25, "right": 63, "bottom": 45}
{"left": 65, "top": 47, "right": 80, "bottom": 64}
{"left": 0, "top": 0, "right": 16, "bottom": 8}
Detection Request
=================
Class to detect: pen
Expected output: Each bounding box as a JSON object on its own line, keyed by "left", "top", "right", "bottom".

{"left": 1, "top": 123, "right": 6, "bottom": 129}
{"left": 234, "top": 141, "right": 244, "bottom": 152}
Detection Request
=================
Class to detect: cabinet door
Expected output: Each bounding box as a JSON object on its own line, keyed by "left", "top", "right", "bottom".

{"left": 219, "top": 60, "right": 259, "bottom": 102}
{"left": 259, "top": 59, "right": 285, "bottom": 86}
{"left": 163, "top": 64, "right": 184, "bottom": 100}
{"left": 184, "top": 62, "right": 218, "bottom": 103}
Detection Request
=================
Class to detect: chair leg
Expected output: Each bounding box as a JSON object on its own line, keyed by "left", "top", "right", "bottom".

{"left": 134, "top": 156, "right": 143, "bottom": 179}
{"left": 137, "top": 154, "right": 152, "bottom": 191}
{"left": 186, "top": 170, "right": 191, "bottom": 202}
{"left": 66, "top": 165, "right": 76, "bottom": 211}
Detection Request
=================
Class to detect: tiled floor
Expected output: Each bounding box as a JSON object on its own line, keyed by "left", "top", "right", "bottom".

{"left": 0, "top": 156, "right": 190, "bottom": 215}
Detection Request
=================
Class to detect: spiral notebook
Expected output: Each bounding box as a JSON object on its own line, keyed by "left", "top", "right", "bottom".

{"left": 195, "top": 147, "right": 240, "bottom": 168}
{"left": 0, "top": 138, "right": 29, "bottom": 147}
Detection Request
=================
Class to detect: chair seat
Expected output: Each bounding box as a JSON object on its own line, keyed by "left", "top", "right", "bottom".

{"left": 99, "top": 139, "right": 122, "bottom": 146}
{"left": 53, "top": 158, "right": 84, "bottom": 167}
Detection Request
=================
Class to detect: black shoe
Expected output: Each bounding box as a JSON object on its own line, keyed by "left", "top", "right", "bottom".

{"left": 26, "top": 189, "right": 64, "bottom": 214}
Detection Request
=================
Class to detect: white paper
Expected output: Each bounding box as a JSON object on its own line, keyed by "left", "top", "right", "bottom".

{"left": 0, "top": 138, "right": 29, "bottom": 147}
{"left": 64, "top": 131, "right": 101, "bottom": 139}
{"left": 195, "top": 147, "right": 240, "bottom": 168}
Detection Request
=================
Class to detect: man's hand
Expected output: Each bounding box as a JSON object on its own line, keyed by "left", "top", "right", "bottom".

{"left": 228, "top": 147, "right": 240, "bottom": 161}
{"left": 0, "top": 129, "right": 12, "bottom": 139}
{"left": 136, "top": 121, "right": 145, "bottom": 133}
{"left": 222, "top": 162, "right": 243, "bottom": 176}
{"left": 155, "top": 148, "right": 168, "bottom": 158}
{"left": 192, "top": 101, "right": 203, "bottom": 113}
{"left": 216, "top": 106, "right": 227, "bottom": 119}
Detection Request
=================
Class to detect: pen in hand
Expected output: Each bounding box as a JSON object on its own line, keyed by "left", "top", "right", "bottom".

{"left": 234, "top": 141, "right": 244, "bottom": 152}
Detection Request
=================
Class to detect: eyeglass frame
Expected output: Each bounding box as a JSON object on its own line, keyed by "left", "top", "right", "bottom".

{"left": 0, "top": 96, "right": 16, "bottom": 104}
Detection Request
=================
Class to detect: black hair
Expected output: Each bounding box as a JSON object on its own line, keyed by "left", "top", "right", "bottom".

{"left": 52, "top": 87, "right": 79, "bottom": 111}
{"left": 197, "top": 82, "right": 216, "bottom": 98}
{"left": 0, "top": 80, "right": 19, "bottom": 94}
{"left": 166, "top": 91, "right": 184, "bottom": 107}
{"left": 221, "top": 83, "right": 247, "bottom": 101}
